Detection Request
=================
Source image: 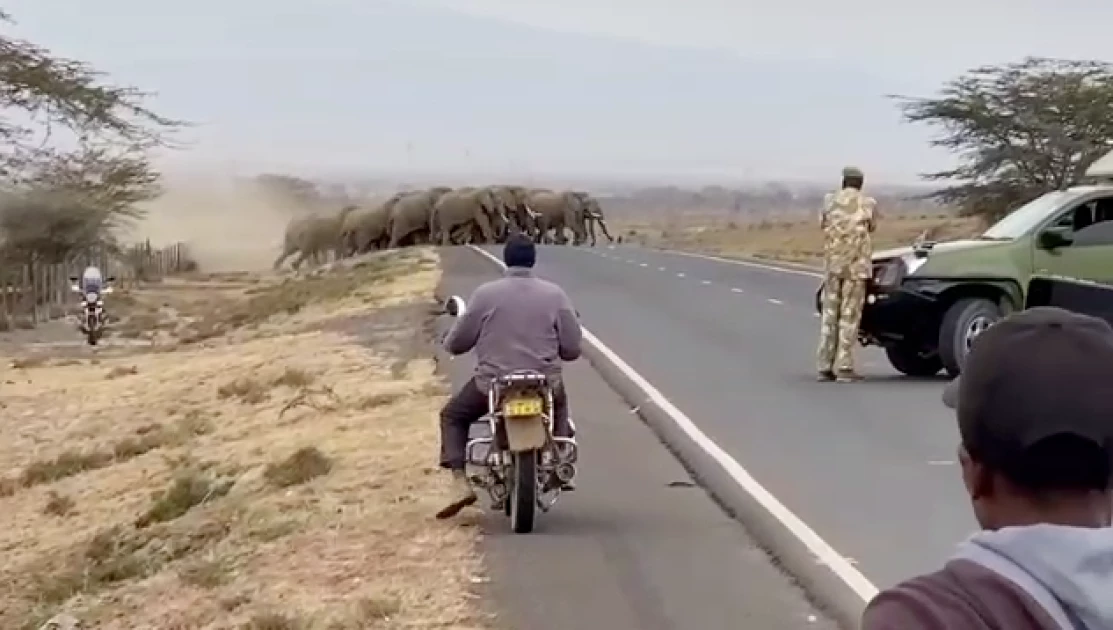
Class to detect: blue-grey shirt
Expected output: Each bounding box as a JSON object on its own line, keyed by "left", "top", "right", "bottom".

{"left": 444, "top": 267, "right": 582, "bottom": 389}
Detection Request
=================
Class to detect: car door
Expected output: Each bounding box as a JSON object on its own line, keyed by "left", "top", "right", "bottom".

{"left": 1032, "top": 195, "right": 1113, "bottom": 283}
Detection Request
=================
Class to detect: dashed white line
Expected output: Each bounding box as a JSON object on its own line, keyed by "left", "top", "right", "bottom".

{"left": 767, "top": 298, "right": 783, "bottom": 305}
{"left": 701, "top": 280, "right": 711, "bottom": 285}
{"left": 676, "top": 272, "right": 686, "bottom": 278}
{"left": 639, "top": 263, "right": 648, "bottom": 268}
{"left": 658, "top": 248, "right": 823, "bottom": 278}
{"left": 658, "top": 266, "right": 666, "bottom": 271}
{"left": 730, "top": 288, "right": 744, "bottom": 294}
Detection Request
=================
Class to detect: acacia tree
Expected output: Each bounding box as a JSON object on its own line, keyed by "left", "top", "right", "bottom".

{"left": 0, "top": 9, "right": 182, "bottom": 263}
{"left": 0, "top": 145, "right": 163, "bottom": 263}
{"left": 892, "top": 57, "right": 1113, "bottom": 221}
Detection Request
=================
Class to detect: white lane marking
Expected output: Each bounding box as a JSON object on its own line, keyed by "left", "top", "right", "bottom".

{"left": 701, "top": 280, "right": 711, "bottom": 285}
{"left": 650, "top": 248, "right": 823, "bottom": 279}
{"left": 466, "top": 244, "right": 878, "bottom": 603}
{"left": 658, "top": 266, "right": 666, "bottom": 271}
{"left": 731, "top": 288, "right": 744, "bottom": 294}
{"left": 676, "top": 272, "right": 686, "bottom": 278}
{"left": 767, "top": 298, "right": 783, "bottom": 305}
{"left": 639, "top": 263, "right": 648, "bottom": 268}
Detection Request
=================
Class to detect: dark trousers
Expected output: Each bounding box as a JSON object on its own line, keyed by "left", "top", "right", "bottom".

{"left": 440, "top": 376, "right": 571, "bottom": 470}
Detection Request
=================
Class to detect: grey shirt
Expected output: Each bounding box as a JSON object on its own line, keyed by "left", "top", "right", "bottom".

{"left": 444, "top": 267, "right": 582, "bottom": 390}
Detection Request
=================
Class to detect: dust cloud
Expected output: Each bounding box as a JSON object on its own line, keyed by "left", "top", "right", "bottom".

{"left": 128, "top": 174, "right": 307, "bottom": 272}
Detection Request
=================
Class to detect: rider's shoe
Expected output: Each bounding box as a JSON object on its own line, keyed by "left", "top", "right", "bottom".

{"left": 836, "top": 371, "right": 863, "bottom": 383}
{"left": 817, "top": 370, "right": 836, "bottom": 382}
{"left": 435, "top": 470, "right": 477, "bottom": 519}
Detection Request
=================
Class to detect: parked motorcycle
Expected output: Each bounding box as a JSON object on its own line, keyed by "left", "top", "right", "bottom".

{"left": 69, "top": 275, "right": 115, "bottom": 346}
{"left": 443, "top": 295, "right": 578, "bottom": 533}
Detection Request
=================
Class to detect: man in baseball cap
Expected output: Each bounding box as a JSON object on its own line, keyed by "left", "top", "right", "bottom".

{"left": 863, "top": 306, "right": 1113, "bottom": 629}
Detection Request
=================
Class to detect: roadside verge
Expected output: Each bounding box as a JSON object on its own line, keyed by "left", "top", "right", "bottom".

{"left": 465, "top": 244, "right": 875, "bottom": 630}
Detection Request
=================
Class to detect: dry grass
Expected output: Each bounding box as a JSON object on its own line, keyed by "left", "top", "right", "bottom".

{"left": 621, "top": 213, "right": 985, "bottom": 265}
{"left": 263, "top": 447, "right": 333, "bottom": 488}
{"left": 0, "top": 247, "right": 489, "bottom": 630}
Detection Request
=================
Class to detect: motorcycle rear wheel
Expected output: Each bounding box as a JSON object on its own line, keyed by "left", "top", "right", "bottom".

{"left": 509, "top": 450, "right": 537, "bottom": 533}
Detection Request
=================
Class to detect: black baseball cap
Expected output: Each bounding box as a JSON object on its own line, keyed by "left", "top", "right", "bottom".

{"left": 503, "top": 232, "right": 536, "bottom": 268}
{"left": 943, "top": 306, "right": 1113, "bottom": 488}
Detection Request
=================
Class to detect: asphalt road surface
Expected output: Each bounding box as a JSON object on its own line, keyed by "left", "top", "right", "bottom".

{"left": 472, "top": 244, "right": 976, "bottom": 591}
{"left": 438, "top": 248, "right": 835, "bottom": 630}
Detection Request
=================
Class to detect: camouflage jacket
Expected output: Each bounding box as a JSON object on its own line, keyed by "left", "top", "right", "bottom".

{"left": 820, "top": 188, "right": 876, "bottom": 279}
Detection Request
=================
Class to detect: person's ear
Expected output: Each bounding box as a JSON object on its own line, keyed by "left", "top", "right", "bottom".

{"left": 959, "top": 445, "right": 992, "bottom": 500}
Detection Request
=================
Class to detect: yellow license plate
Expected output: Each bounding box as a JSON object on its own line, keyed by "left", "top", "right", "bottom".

{"left": 502, "top": 397, "right": 543, "bottom": 418}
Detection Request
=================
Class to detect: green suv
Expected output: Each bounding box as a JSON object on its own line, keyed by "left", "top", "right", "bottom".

{"left": 815, "top": 151, "right": 1113, "bottom": 377}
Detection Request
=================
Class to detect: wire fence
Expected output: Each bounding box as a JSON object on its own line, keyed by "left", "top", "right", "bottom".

{"left": 0, "top": 241, "right": 195, "bottom": 330}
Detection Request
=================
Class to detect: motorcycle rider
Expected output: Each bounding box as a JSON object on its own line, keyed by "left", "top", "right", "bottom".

{"left": 437, "top": 233, "right": 583, "bottom": 519}
{"left": 76, "top": 266, "right": 104, "bottom": 295}
{"left": 71, "top": 266, "right": 112, "bottom": 329}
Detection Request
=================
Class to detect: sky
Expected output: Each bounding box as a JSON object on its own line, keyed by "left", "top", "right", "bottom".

{"left": 3, "top": 0, "right": 1112, "bottom": 185}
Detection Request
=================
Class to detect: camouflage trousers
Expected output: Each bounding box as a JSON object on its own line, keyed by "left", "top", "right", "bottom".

{"left": 816, "top": 275, "right": 867, "bottom": 374}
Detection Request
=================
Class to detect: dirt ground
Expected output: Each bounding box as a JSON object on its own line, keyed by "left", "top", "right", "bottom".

{"left": 618, "top": 213, "right": 984, "bottom": 265}
{"left": 0, "top": 248, "right": 491, "bottom": 630}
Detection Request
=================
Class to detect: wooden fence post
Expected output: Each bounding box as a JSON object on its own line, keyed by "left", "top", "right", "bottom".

{"left": 0, "top": 273, "right": 10, "bottom": 325}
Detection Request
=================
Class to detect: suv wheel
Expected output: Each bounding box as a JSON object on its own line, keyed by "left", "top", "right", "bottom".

{"left": 884, "top": 344, "right": 943, "bottom": 377}
{"left": 939, "top": 297, "right": 1001, "bottom": 377}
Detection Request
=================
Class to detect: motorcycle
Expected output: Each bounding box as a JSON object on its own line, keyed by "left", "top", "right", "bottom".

{"left": 443, "top": 295, "right": 579, "bottom": 533}
{"left": 69, "top": 275, "right": 115, "bottom": 346}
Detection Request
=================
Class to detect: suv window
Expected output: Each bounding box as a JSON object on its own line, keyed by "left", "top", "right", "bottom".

{"left": 1051, "top": 195, "right": 1113, "bottom": 246}
{"left": 1074, "top": 221, "right": 1113, "bottom": 247}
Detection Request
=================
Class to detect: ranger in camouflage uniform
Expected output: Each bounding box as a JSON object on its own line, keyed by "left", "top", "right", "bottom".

{"left": 816, "top": 166, "right": 876, "bottom": 382}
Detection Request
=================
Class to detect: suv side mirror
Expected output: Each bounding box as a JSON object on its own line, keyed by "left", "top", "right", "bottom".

{"left": 1038, "top": 226, "right": 1074, "bottom": 250}
{"left": 443, "top": 295, "right": 466, "bottom": 317}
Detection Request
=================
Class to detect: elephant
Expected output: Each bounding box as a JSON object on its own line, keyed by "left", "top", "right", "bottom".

{"left": 430, "top": 187, "right": 508, "bottom": 246}
{"left": 273, "top": 205, "right": 357, "bottom": 271}
{"left": 448, "top": 222, "right": 482, "bottom": 245}
{"left": 525, "top": 189, "right": 589, "bottom": 245}
{"left": 569, "top": 191, "right": 614, "bottom": 246}
{"left": 339, "top": 193, "right": 402, "bottom": 255}
{"left": 489, "top": 185, "right": 539, "bottom": 240}
{"left": 385, "top": 187, "right": 452, "bottom": 248}
{"left": 274, "top": 216, "right": 314, "bottom": 270}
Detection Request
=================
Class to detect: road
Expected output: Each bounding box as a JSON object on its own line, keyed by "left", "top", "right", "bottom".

{"left": 438, "top": 248, "right": 835, "bottom": 630}
{"left": 471, "top": 244, "right": 975, "bottom": 590}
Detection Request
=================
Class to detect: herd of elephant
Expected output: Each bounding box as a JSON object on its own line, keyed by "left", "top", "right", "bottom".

{"left": 273, "top": 184, "right": 615, "bottom": 271}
